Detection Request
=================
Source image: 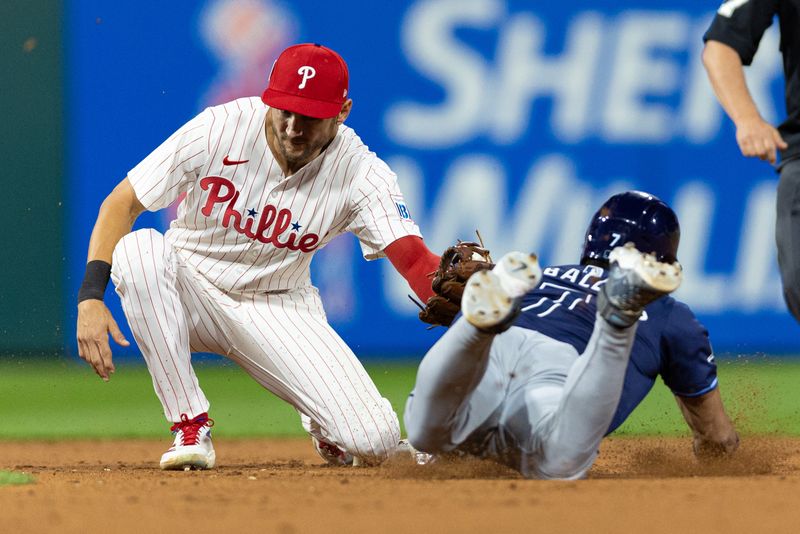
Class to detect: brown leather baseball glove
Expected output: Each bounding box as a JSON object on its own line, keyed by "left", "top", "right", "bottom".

{"left": 417, "top": 241, "right": 494, "bottom": 327}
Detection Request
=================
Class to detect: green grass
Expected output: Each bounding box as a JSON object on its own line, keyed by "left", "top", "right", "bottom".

{"left": 0, "top": 357, "right": 798, "bottom": 439}
{"left": 615, "top": 357, "right": 800, "bottom": 437}
{"left": 0, "top": 470, "right": 34, "bottom": 486}
{"left": 0, "top": 358, "right": 417, "bottom": 439}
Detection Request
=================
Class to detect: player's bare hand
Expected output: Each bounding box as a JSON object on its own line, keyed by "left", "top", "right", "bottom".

{"left": 735, "top": 116, "right": 788, "bottom": 164}
{"left": 76, "top": 299, "right": 129, "bottom": 381}
{"left": 692, "top": 431, "right": 740, "bottom": 460}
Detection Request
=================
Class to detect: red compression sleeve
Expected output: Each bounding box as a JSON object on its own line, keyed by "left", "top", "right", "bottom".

{"left": 384, "top": 235, "right": 440, "bottom": 302}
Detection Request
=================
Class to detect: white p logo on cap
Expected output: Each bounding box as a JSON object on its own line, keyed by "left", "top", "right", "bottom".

{"left": 297, "top": 66, "right": 316, "bottom": 89}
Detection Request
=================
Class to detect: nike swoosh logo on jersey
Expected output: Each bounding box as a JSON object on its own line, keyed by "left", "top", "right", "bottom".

{"left": 223, "top": 155, "right": 249, "bottom": 165}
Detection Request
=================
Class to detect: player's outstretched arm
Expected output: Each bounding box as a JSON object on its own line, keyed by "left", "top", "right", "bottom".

{"left": 702, "top": 40, "right": 787, "bottom": 164}
{"left": 76, "top": 178, "right": 145, "bottom": 381}
{"left": 386, "top": 237, "right": 494, "bottom": 328}
{"left": 674, "top": 388, "right": 740, "bottom": 459}
{"left": 384, "top": 236, "right": 440, "bottom": 302}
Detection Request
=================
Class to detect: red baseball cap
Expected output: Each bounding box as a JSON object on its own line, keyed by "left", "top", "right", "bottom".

{"left": 261, "top": 43, "right": 349, "bottom": 119}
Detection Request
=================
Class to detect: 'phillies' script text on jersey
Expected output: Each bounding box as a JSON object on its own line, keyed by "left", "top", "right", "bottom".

{"left": 200, "top": 176, "right": 320, "bottom": 252}
{"left": 126, "top": 97, "right": 421, "bottom": 293}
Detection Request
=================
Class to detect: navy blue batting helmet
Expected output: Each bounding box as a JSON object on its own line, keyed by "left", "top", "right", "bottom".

{"left": 581, "top": 191, "right": 680, "bottom": 265}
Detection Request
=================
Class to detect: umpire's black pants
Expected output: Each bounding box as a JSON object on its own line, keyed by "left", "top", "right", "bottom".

{"left": 776, "top": 157, "right": 800, "bottom": 323}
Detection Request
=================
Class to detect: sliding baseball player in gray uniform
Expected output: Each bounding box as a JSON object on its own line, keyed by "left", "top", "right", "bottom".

{"left": 405, "top": 192, "right": 738, "bottom": 479}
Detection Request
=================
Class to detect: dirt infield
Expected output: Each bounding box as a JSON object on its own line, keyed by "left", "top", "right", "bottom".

{"left": 1, "top": 437, "right": 799, "bottom": 533}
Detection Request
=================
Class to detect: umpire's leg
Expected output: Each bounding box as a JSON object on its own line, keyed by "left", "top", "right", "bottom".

{"left": 776, "top": 158, "right": 800, "bottom": 323}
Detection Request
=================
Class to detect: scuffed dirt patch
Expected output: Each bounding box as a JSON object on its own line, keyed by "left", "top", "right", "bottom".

{"left": 1, "top": 437, "right": 799, "bottom": 533}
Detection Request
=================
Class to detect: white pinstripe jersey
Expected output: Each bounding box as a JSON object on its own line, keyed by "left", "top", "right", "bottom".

{"left": 127, "top": 97, "right": 421, "bottom": 293}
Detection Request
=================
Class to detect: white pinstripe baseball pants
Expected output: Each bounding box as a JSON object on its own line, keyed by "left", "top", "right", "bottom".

{"left": 111, "top": 229, "right": 401, "bottom": 462}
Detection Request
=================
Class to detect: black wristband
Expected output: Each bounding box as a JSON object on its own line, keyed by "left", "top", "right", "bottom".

{"left": 77, "top": 260, "right": 112, "bottom": 303}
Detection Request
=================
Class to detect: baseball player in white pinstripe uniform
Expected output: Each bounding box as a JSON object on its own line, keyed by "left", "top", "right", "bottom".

{"left": 76, "top": 43, "right": 441, "bottom": 470}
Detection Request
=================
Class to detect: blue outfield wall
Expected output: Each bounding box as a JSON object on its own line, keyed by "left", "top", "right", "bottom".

{"left": 65, "top": 0, "right": 797, "bottom": 357}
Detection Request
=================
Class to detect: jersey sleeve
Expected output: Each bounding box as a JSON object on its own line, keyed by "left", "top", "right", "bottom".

{"left": 659, "top": 301, "right": 719, "bottom": 397}
{"left": 703, "top": 0, "right": 780, "bottom": 65}
{"left": 344, "top": 158, "right": 422, "bottom": 260}
{"left": 127, "top": 109, "right": 211, "bottom": 211}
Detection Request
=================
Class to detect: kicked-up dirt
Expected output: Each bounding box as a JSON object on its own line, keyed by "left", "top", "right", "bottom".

{"left": 1, "top": 436, "right": 799, "bottom": 533}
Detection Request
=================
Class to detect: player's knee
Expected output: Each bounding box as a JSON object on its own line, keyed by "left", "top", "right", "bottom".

{"left": 345, "top": 419, "right": 401, "bottom": 465}
{"left": 112, "top": 229, "right": 170, "bottom": 282}
{"left": 336, "top": 399, "right": 401, "bottom": 464}
{"left": 535, "top": 453, "right": 593, "bottom": 480}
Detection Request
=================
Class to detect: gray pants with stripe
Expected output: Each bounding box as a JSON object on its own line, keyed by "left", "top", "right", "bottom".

{"left": 404, "top": 315, "right": 636, "bottom": 479}
{"left": 776, "top": 158, "right": 800, "bottom": 323}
